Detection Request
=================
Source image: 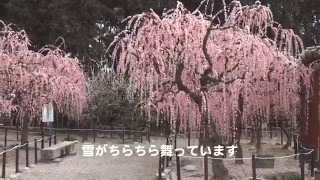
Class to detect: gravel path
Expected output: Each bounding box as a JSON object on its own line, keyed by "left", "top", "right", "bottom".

{"left": 0, "top": 131, "right": 315, "bottom": 180}
{"left": 11, "top": 139, "right": 161, "bottom": 180}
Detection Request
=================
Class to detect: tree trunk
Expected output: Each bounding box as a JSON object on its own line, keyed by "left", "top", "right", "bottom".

{"left": 199, "top": 119, "right": 205, "bottom": 147}
{"left": 208, "top": 123, "right": 229, "bottom": 179}
{"left": 279, "top": 122, "right": 292, "bottom": 149}
{"left": 256, "top": 120, "right": 262, "bottom": 154}
{"left": 235, "top": 144, "right": 243, "bottom": 164}
{"left": 250, "top": 127, "right": 257, "bottom": 144}
{"left": 235, "top": 95, "right": 244, "bottom": 164}
{"left": 21, "top": 112, "right": 29, "bottom": 145}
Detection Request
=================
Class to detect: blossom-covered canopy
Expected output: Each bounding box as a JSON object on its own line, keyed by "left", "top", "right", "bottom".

{"left": 109, "top": 1, "right": 311, "bottom": 136}
{"left": 0, "top": 21, "right": 87, "bottom": 120}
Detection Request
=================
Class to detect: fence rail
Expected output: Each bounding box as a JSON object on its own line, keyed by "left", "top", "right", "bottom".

{"left": 0, "top": 134, "right": 56, "bottom": 178}
{"left": 160, "top": 149, "right": 316, "bottom": 180}
{"left": 0, "top": 126, "right": 150, "bottom": 178}
{"left": 0, "top": 126, "right": 150, "bottom": 146}
{"left": 158, "top": 135, "right": 317, "bottom": 180}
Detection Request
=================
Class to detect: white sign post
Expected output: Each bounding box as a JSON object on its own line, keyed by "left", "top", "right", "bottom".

{"left": 42, "top": 102, "right": 54, "bottom": 122}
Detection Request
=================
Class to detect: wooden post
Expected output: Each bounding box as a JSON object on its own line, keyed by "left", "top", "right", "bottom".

{"left": 49, "top": 135, "right": 52, "bottom": 147}
{"left": 176, "top": 152, "right": 181, "bottom": 180}
{"left": 204, "top": 154, "right": 208, "bottom": 180}
{"left": 26, "top": 141, "right": 29, "bottom": 167}
{"left": 2, "top": 148, "right": 6, "bottom": 178}
{"left": 158, "top": 151, "right": 162, "bottom": 180}
{"left": 270, "top": 128, "right": 272, "bottom": 139}
{"left": 315, "top": 170, "right": 320, "bottom": 180}
{"left": 122, "top": 129, "right": 125, "bottom": 144}
{"left": 15, "top": 144, "right": 19, "bottom": 173}
{"left": 311, "top": 148, "right": 315, "bottom": 177}
{"left": 16, "top": 126, "right": 19, "bottom": 141}
{"left": 93, "top": 127, "right": 96, "bottom": 143}
{"left": 41, "top": 122, "right": 44, "bottom": 149}
{"left": 4, "top": 128, "right": 7, "bottom": 147}
{"left": 54, "top": 132, "right": 57, "bottom": 145}
{"left": 140, "top": 130, "right": 143, "bottom": 143}
{"left": 252, "top": 155, "right": 256, "bottom": 180}
{"left": 294, "top": 136, "right": 298, "bottom": 159}
{"left": 165, "top": 137, "right": 169, "bottom": 168}
{"left": 34, "top": 139, "right": 38, "bottom": 164}
{"left": 187, "top": 131, "right": 191, "bottom": 147}
{"left": 67, "top": 128, "right": 70, "bottom": 141}
{"left": 280, "top": 129, "right": 283, "bottom": 145}
{"left": 300, "top": 152, "right": 305, "bottom": 180}
{"left": 148, "top": 130, "right": 150, "bottom": 143}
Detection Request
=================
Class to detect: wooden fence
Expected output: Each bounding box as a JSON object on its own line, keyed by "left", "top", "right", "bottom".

{"left": 0, "top": 126, "right": 149, "bottom": 178}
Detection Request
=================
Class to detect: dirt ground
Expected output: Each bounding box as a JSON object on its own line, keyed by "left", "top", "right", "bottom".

{"left": 0, "top": 130, "right": 164, "bottom": 180}
{"left": 0, "top": 129, "right": 316, "bottom": 180}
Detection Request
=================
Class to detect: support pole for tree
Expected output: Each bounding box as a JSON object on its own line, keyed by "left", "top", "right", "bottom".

{"left": 252, "top": 155, "right": 256, "bottom": 180}
{"left": 15, "top": 144, "right": 19, "bottom": 173}
{"left": 140, "top": 130, "right": 143, "bottom": 143}
{"left": 26, "top": 141, "right": 29, "bottom": 167}
{"left": 158, "top": 150, "right": 162, "bottom": 180}
{"left": 165, "top": 137, "right": 169, "bottom": 168}
{"left": 16, "top": 126, "right": 19, "bottom": 141}
{"left": 67, "top": 128, "right": 70, "bottom": 141}
{"left": 41, "top": 122, "right": 44, "bottom": 149}
{"left": 300, "top": 152, "right": 305, "bottom": 180}
{"left": 204, "top": 154, "right": 208, "bottom": 180}
{"left": 187, "top": 130, "right": 191, "bottom": 147}
{"left": 280, "top": 128, "right": 283, "bottom": 145}
{"left": 54, "top": 132, "right": 57, "bottom": 145}
{"left": 93, "top": 127, "right": 96, "bottom": 143}
{"left": 49, "top": 135, "right": 52, "bottom": 147}
{"left": 294, "top": 136, "right": 298, "bottom": 159}
{"left": 311, "top": 148, "right": 315, "bottom": 177}
{"left": 34, "top": 139, "right": 38, "bottom": 164}
{"left": 4, "top": 128, "right": 7, "bottom": 147}
{"left": 2, "top": 148, "right": 6, "bottom": 178}
{"left": 122, "top": 129, "right": 125, "bottom": 144}
{"left": 147, "top": 123, "right": 151, "bottom": 142}
{"left": 176, "top": 152, "right": 181, "bottom": 180}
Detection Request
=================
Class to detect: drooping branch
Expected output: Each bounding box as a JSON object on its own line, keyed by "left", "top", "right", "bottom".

{"left": 175, "top": 63, "right": 201, "bottom": 105}
{"left": 109, "top": 1, "right": 311, "bottom": 137}
{"left": 302, "top": 46, "right": 320, "bottom": 65}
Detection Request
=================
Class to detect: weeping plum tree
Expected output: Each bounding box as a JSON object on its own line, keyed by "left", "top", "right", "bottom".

{"left": 109, "top": 0, "right": 310, "bottom": 178}
{"left": 0, "top": 21, "right": 88, "bottom": 144}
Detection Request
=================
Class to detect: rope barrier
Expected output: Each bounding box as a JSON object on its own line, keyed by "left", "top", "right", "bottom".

{"left": 19, "top": 142, "right": 28, "bottom": 148}
{"left": 255, "top": 154, "right": 298, "bottom": 159}
{"left": 45, "top": 128, "right": 67, "bottom": 131}
{"left": 7, "top": 129, "right": 19, "bottom": 133}
{"left": 292, "top": 133, "right": 315, "bottom": 151}
{"left": 1, "top": 126, "right": 147, "bottom": 134}
{"left": 180, "top": 155, "right": 252, "bottom": 160}
{"left": 4, "top": 145, "right": 19, "bottom": 153}
{"left": 0, "top": 134, "right": 55, "bottom": 155}
{"left": 302, "top": 149, "right": 314, "bottom": 155}
{"left": 178, "top": 150, "right": 314, "bottom": 161}
{"left": 68, "top": 129, "right": 92, "bottom": 131}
